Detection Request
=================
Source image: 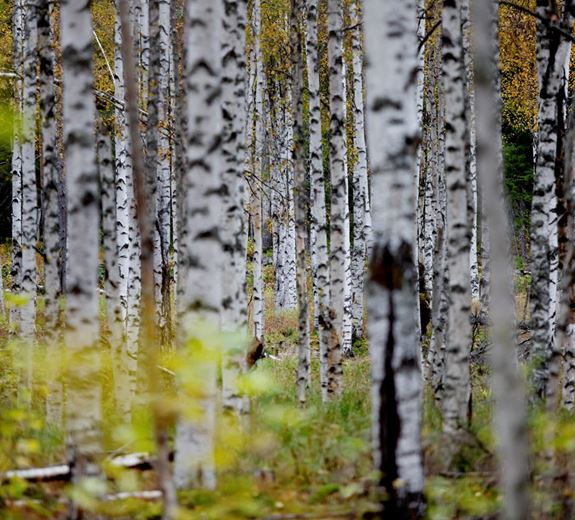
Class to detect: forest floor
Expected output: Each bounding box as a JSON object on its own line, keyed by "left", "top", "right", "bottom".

{"left": 0, "top": 262, "right": 574, "bottom": 518}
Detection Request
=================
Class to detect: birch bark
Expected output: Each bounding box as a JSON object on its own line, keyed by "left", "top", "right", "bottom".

{"left": 326, "top": 0, "right": 346, "bottom": 397}
{"left": 289, "top": 0, "right": 310, "bottom": 405}
{"left": 364, "top": 0, "right": 425, "bottom": 513}
{"left": 11, "top": 0, "right": 24, "bottom": 329}
{"left": 38, "top": 0, "right": 62, "bottom": 343}
{"left": 252, "top": 0, "right": 265, "bottom": 346}
{"left": 60, "top": 0, "right": 102, "bottom": 501}
{"left": 531, "top": 0, "right": 574, "bottom": 399}
{"left": 349, "top": 0, "right": 369, "bottom": 340}
{"left": 474, "top": 1, "right": 530, "bottom": 517}
{"left": 174, "top": 0, "right": 224, "bottom": 490}
{"left": 221, "top": 0, "right": 249, "bottom": 415}
{"left": 20, "top": 0, "right": 39, "bottom": 342}
{"left": 441, "top": 0, "right": 472, "bottom": 434}
{"left": 305, "top": 0, "right": 331, "bottom": 401}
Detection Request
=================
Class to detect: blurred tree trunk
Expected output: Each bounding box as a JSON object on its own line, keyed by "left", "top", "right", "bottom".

{"left": 60, "top": 0, "right": 102, "bottom": 512}
{"left": 38, "top": 0, "right": 63, "bottom": 422}
{"left": 474, "top": 1, "right": 530, "bottom": 518}
{"left": 364, "top": 0, "right": 425, "bottom": 515}
{"left": 174, "top": 0, "right": 224, "bottom": 491}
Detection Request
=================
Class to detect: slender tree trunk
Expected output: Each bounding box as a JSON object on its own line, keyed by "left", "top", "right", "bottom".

{"left": 326, "top": 0, "right": 346, "bottom": 397}
{"left": 21, "top": 0, "right": 38, "bottom": 345}
{"left": 174, "top": 0, "right": 224, "bottom": 491}
{"left": 364, "top": 0, "right": 425, "bottom": 514}
{"left": 252, "top": 0, "right": 265, "bottom": 346}
{"left": 305, "top": 0, "right": 331, "bottom": 401}
{"left": 428, "top": 32, "right": 448, "bottom": 402}
{"left": 289, "top": 0, "right": 310, "bottom": 405}
{"left": 561, "top": 47, "right": 575, "bottom": 411}
{"left": 530, "top": 0, "right": 574, "bottom": 400}
{"left": 341, "top": 64, "right": 353, "bottom": 356}
{"left": 461, "top": 0, "right": 479, "bottom": 304}
{"left": 98, "top": 124, "right": 123, "bottom": 355}
{"left": 38, "top": 0, "right": 63, "bottom": 421}
{"left": 114, "top": 0, "right": 133, "bottom": 415}
{"left": 221, "top": 0, "right": 250, "bottom": 415}
{"left": 119, "top": 0, "right": 177, "bottom": 514}
{"left": 349, "top": 0, "right": 370, "bottom": 342}
{"left": 60, "top": 0, "right": 102, "bottom": 512}
{"left": 441, "top": 0, "right": 472, "bottom": 435}
{"left": 150, "top": 0, "right": 172, "bottom": 339}
{"left": 11, "top": 0, "right": 24, "bottom": 331}
{"left": 38, "top": 0, "right": 61, "bottom": 341}
{"left": 474, "top": 2, "right": 530, "bottom": 518}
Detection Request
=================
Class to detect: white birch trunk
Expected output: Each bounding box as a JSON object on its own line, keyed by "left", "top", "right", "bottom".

{"left": 326, "top": 0, "right": 346, "bottom": 397}
{"left": 114, "top": 0, "right": 133, "bottom": 415}
{"left": 531, "top": 2, "right": 574, "bottom": 399}
{"left": 341, "top": 64, "right": 353, "bottom": 356}
{"left": 349, "top": 0, "right": 369, "bottom": 340}
{"left": 38, "top": 0, "right": 61, "bottom": 342}
{"left": 11, "top": 0, "right": 24, "bottom": 330}
{"left": 174, "top": 0, "right": 224, "bottom": 490}
{"left": 149, "top": 0, "right": 172, "bottom": 338}
{"left": 305, "top": 0, "right": 331, "bottom": 401}
{"left": 221, "top": 0, "right": 250, "bottom": 415}
{"left": 441, "top": 0, "right": 472, "bottom": 434}
{"left": 427, "top": 35, "right": 448, "bottom": 401}
{"left": 20, "top": 0, "right": 38, "bottom": 343}
{"left": 474, "top": 2, "right": 530, "bottom": 517}
{"left": 98, "top": 126, "right": 123, "bottom": 355}
{"left": 60, "top": 0, "right": 102, "bottom": 501}
{"left": 461, "top": 0, "right": 479, "bottom": 303}
{"left": 364, "top": 0, "right": 425, "bottom": 513}
{"left": 289, "top": 0, "right": 310, "bottom": 405}
{"left": 251, "top": 0, "right": 265, "bottom": 345}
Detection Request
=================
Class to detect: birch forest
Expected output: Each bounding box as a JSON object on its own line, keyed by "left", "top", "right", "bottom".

{"left": 1, "top": 0, "right": 575, "bottom": 518}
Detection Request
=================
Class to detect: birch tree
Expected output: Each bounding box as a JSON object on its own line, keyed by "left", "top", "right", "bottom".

{"left": 441, "top": 0, "right": 472, "bottom": 434}
{"left": 221, "top": 0, "right": 250, "bottom": 415}
{"left": 305, "top": 0, "right": 331, "bottom": 401}
{"left": 174, "top": 0, "right": 224, "bottom": 490}
{"left": 349, "top": 0, "right": 369, "bottom": 340}
{"left": 530, "top": 0, "right": 574, "bottom": 400}
{"left": 289, "top": 0, "right": 310, "bottom": 405}
{"left": 11, "top": 0, "right": 24, "bottom": 329}
{"left": 252, "top": 0, "right": 265, "bottom": 347}
{"left": 326, "top": 0, "right": 347, "bottom": 397}
{"left": 461, "top": 0, "right": 479, "bottom": 303}
{"left": 561, "top": 56, "right": 575, "bottom": 411}
{"left": 474, "top": 1, "right": 530, "bottom": 517}
{"left": 364, "top": 0, "right": 424, "bottom": 514}
{"left": 114, "top": 0, "right": 133, "bottom": 413}
{"left": 118, "top": 0, "right": 177, "bottom": 512}
{"left": 150, "top": 0, "right": 172, "bottom": 336}
{"left": 60, "top": 0, "right": 102, "bottom": 499}
{"left": 20, "top": 0, "right": 38, "bottom": 342}
{"left": 38, "top": 0, "right": 62, "bottom": 343}
{"left": 98, "top": 124, "right": 123, "bottom": 354}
